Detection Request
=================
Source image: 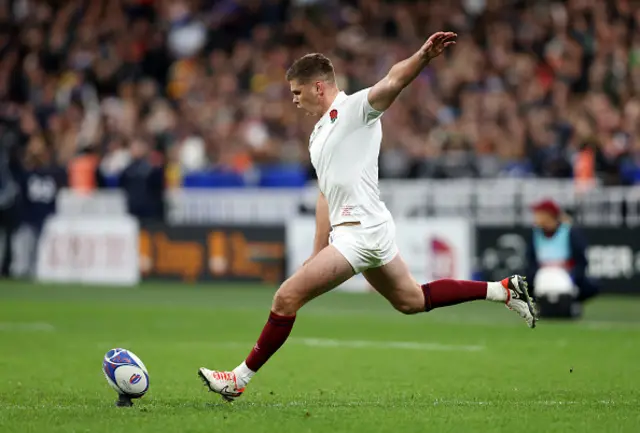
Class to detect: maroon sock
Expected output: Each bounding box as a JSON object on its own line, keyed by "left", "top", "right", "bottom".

{"left": 421, "top": 279, "right": 488, "bottom": 312}
{"left": 245, "top": 311, "right": 296, "bottom": 372}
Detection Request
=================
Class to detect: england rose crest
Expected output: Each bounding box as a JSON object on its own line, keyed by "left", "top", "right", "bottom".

{"left": 330, "top": 109, "right": 338, "bottom": 123}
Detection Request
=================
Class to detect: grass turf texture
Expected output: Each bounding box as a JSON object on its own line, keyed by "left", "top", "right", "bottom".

{"left": 1, "top": 282, "right": 639, "bottom": 433}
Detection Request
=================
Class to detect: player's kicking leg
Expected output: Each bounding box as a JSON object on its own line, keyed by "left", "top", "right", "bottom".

{"left": 198, "top": 245, "right": 354, "bottom": 401}
{"left": 363, "top": 253, "right": 537, "bottom": 327}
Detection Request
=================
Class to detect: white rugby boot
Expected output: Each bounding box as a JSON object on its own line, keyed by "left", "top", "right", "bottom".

{"left": 198, "top": 368, "right": 245, "bottom": 402}
{"left": 502, "top": 275, "right": 538, "bottom": 328}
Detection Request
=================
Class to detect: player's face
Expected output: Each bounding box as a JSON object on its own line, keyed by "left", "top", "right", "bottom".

{"left": 289, "top": 80, "right": 323, "bottom": 116}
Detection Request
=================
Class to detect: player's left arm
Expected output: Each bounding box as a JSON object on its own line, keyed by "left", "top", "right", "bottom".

{"left": 367, "top": 31, "right": 457, "bottom": 112}
{"left": 303, "top": 192, "right": 331, "bottom": 267}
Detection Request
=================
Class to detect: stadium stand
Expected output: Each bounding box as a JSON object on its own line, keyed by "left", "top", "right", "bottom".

{"left": 1, "top": 0, "right": 639, "bottom": 194}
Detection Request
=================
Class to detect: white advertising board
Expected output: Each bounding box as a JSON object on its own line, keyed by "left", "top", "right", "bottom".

{"left": 36, "top": 215, "right": 140, "bottom": 286}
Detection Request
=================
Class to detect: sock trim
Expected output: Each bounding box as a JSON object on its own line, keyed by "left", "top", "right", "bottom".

{"left": 267, "top": 311, "right": 296, "bottom": 326}
{"left": 421, "top": 283, "right": 432, "bottom": 312}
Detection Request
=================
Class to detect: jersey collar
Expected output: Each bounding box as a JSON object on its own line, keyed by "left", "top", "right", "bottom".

{"left": 314, "top": 91, "right": 347, "bottom": 130}
{"left": 329, "top": 91, "right": 347, "bottom": 110}
{"left": 322, "top": 91, "right": 347, "bottom": 119}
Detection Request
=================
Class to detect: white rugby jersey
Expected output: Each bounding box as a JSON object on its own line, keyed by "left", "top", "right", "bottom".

{"left": 309, "top": 88, "right": 392, "bottom": 228}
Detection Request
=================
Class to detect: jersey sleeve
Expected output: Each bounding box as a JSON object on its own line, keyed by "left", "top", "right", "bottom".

{"left": 351, "top": 87, "right": 384, "bottom": 126}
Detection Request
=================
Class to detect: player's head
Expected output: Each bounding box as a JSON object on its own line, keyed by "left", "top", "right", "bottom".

{"left": 286, "top": 53, "right": 337, "bottom": 116}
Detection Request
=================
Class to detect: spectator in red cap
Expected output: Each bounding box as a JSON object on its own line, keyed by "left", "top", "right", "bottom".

{"left": 531, "top": 200, "right": 562, "bottom": 221}
{"left": 526, "top": 198, "right": 599, "bottom": 317}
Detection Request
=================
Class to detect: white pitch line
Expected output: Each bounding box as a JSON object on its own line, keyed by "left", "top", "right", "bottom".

{"left": 210, "top": 338, "right": 484, "bottom": 352}
{"left": 291, "top": 338, "right": 485, "bottom": 352}
{"left": 0, "top": 322, "right": 55, "bottom": 332}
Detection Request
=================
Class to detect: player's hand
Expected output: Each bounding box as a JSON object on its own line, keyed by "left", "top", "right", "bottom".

{"left": 421, "top": 31, "right": 457, "bottom": 60}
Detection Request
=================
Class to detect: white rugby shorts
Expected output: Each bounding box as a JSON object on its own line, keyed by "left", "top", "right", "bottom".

{"left": 329, "top": 219, "right": 399, "bottom": 274}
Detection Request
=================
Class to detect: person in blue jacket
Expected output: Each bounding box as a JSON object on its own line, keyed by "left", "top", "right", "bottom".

{"left": 526, "top": 199, "right": 600, "bottom": 303}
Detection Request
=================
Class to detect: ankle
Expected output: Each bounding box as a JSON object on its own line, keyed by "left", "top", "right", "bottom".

{"left": 486, "top": 281, "right": 508, "bottom": 302}
{"left": 233, "top": 361, "right": 256, "bottom": 388}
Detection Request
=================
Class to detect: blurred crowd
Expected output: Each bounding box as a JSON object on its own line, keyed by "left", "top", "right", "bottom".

{"left": 1, "top": 0, "right": 640, "bottom": 215}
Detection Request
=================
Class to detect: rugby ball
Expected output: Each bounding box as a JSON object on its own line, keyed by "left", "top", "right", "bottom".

{"left": 102, "top": 348, "right": 149, "bottom": 398}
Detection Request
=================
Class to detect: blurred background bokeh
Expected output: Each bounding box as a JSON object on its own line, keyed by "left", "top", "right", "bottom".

{"left": 1, "top": 0, "right": 640, "bottom": 314}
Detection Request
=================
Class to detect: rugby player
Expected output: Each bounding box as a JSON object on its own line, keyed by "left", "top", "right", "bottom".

{"left": 199, "top": 31, "right": 537, "bottom": 401}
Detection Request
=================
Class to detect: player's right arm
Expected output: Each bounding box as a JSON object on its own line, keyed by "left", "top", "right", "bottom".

{"left": 367, "top": 31, "right": 457, "bottom": 113}
{"left": 305, "top": 192, "right": 331, "bottom": 265}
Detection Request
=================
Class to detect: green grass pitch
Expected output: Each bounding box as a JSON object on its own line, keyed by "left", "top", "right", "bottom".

{"left": 1, "top": 281, "right": 639, "bottom": 433}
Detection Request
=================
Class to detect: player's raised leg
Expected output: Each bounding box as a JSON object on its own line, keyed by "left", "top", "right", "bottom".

{"left": 363, "top": 253, "right": 537, "bottom": 327}
{"left": 198, "top": 244, "right": 354, "bottom": 401}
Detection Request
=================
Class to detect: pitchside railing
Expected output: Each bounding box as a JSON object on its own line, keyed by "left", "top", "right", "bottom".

{"left": 54, "top": 180, "right": 640, "bottom": 228}
{"left": 164, "top": 180, "right": 640, "bottom": 228}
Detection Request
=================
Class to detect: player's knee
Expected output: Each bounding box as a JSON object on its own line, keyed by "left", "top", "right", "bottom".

{"left": 393, "top": 302, "right": 422, "bottom": 315}
{"left": 272, "top": 284, "right": 301, "bottom": 316}
{"left": 391, "top": 291, "right": 424, "bottom": 315}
